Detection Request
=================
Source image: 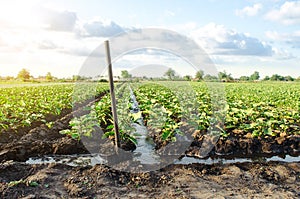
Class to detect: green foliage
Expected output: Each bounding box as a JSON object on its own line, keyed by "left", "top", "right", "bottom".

{"left": 270, "top": 74, "right": 285, "bottom": 81}
{"left": 60, "top": 112, "right": 99, "bottom": 140}
{"left": 249, "top": 71, "right": 260, "bottom": 81}
{"left": 183, "top": 75, "right": 192, "bottom": 81}
{"left": 223, "top": 82, "right": 300, "bottom": 137}
{"left": 267, "top": 74, "right": 295, "bottom": 81}
{"left": 62, "top": 83, "right": 137, "bottom": 145}
{"left": 134, "top": 83, "right": 184, "bottom": 143}
{"left": 2, "top": 80, "right": 300, "bottom": 144}
{"left": 8, "top": 179, "right": 24, "bottom": 187}
{"left": 218, "top": 70, "right": 233, "bottom": 82}
{"left": 239, "top": 76, "right": 249, "bottom": 81}
{"left": 121, "top": 70, "right": 132, "bottom": 79}
{"left": 195, "top": 70, "right": 204, "bottom": 80}
{"left": 203, "top": 74, "right": 218, "bottom": 82}
{"left": 164, "top": 68, "right": 176, "bottom": 80}
{"left": 0, "top": 83, "right": 108, "bottom": 131}
{"left": 29, "top": 181, "right": 39, "bottom": 187}
{"left": 45, "top": 72, "right": 54, "bottom": 81}
{"left": 135, "top": 81, "right": 300, "bottom": 140}
{"left": 17, "top": 68, "right": 30, "bottom": 81}
{"left": 8, "top": 179, "right": 39, "bottom": 187}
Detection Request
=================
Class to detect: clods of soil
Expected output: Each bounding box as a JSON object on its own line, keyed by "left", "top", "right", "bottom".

{"left": 0, "top": 161, "right": 299, "bottom": 198}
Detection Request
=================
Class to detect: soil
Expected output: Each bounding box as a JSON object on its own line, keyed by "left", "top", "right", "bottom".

{"left": 0, "top": 161, "right": 299, "bottom": 198}
{"left": 0, "top": 96, "right": 299, "bottom": 198}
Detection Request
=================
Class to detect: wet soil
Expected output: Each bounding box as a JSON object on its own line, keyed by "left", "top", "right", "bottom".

{"left": 0, "top": 161, "right": 299, "bottom": 198}
{"left": 148, "top": 123, "right": 299, "bottom": 159}
{"left": 188, "top": 132, "right": 300, "bottom": 159}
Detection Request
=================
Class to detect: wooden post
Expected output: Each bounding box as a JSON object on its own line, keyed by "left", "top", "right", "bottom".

{"left": 104, "top": 40, "right": 120, "bottom": 148}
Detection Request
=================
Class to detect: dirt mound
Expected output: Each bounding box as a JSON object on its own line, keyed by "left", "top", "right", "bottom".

{"left": 0, "top": 108, "right": 89, "bottom": 163}
{"left": 187, "top": 134, "right": 300, "bottom": 158}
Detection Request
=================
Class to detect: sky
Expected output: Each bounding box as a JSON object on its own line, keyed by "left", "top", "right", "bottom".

{"left": 0, "top": 0, "right": 300, "bottom": 78}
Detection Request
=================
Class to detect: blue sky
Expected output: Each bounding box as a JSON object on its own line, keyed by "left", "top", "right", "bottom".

{"left": 0, "top": 0, "right": 300, "bottom": 78}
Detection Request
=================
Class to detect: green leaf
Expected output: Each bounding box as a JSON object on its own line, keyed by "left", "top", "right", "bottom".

{"left": 29, "top": 181, "right": 39, "bottom": 187}
{"left": 161, "top": 130, "right": 171, "bottom": 140}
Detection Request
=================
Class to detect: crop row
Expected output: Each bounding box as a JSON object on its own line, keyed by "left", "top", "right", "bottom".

{"left": 61, "top": 83, "right": 138, "bottom": 145}
{"left": 133, "top": 83, "right": 183, "bottom": 143}
{"left": 62, "top": 81, "right": 300, "bottom": 149}
{"left": 222, "top": 82, "right": 300, "bottom": 137}
{"left": 0, "top": 83, "right": 108, "bottom": 131}
{"left": 134, "top": 81, "right": 300, "bottom": 142}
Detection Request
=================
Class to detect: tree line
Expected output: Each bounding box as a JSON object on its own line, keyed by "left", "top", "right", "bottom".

{"left": 162, "top": 68, "right": 300, "bottom": 82}
{"left": 2, "top": 68, "right": 300, "bottom": 82}
{"left": 0, "top": 68, "right": 93, "bottom": 82}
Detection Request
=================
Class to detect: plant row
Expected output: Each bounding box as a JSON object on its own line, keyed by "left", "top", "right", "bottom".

{"left": 62, "top": 81, "right": 300, "bottom": 149}
{"left": 0, "top": 83, "right": 108, "bottom": 131}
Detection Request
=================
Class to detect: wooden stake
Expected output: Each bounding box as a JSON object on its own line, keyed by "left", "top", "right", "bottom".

{"left": 104, "top": 40, "right": 120, "bottom": 148}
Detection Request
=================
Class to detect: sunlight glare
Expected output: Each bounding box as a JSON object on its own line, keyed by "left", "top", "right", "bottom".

{"left": 0, "top": 0, "right": 41, "bottom": 28}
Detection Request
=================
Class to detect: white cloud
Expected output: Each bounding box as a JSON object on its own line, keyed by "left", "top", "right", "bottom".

{"left": 190, "top": 23, "right": 273, "bottom": 56}
{"left": 265, "top": 1, "right": 300, "bottom": 25}
{"left": 266, "top": 30, "right": 300, "bottom": 48}
{"left": 235, "top": 3, "right": 262, "bottom": 17}
{"left": 77, "top": 18, "right": 125, "bottom": 37}
{"left": 37, "top": 7, "right": 78, "bottom": 32}
{"left": 35, "top": 33, "right": 106, "bottom": 57}
{"left": 49, "top": 11, "right": 77, "bottom": 32}
{"left": 265, "top": 30, "right": 281, "bottom": 40}
{"left": 37, "top": 40, "right": 59, "bottom": 50}
{"left": 164, "top": 10, "right": 175, "bottom": 17}
{"left": 114, "top": 51, "right": 196, "bottom": 77}
{"left": 272, "top": 47, "right": 296, "bottom": 60}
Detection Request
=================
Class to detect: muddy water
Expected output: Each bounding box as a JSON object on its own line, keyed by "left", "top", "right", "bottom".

{"left": 25, "top": 153, "right": 300, "bottom": 168}
{"left": 175, "top": 154, "right": 300, "bottom": 165}
{"left": 131, "top": 123, "right": 161, "bottom": 165}
{"left": 26, "top": 154, "right": 106, "bottom": 167}
{"left": 129, "top": 86, "right": 161, "bottom": 165}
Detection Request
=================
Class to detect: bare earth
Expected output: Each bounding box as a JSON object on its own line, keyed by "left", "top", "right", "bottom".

{"left": 0, "top": 161, "right": 299, "bottom": 198}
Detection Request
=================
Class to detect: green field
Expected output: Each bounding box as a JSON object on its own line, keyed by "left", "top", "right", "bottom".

{"left": 0, "top": 83, "right": 108, "bottom": 131}
{"left": 1, "top": 81, "right": 299, "bottom": 142}
{"left": 59, "top": 81, "right": 300, "bottom": 144}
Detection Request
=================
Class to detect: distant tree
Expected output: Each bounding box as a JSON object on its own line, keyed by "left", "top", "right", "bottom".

{"left": 173, "top": 75, "right": 181, "bottom": 81}
{"left": 183, "top": 75, "right": 192, "bottom": 81}
{"left": 249, "top": 71, "right": 260, "bottom": 81}
{"left": 284, "top": 76, "right": 294, "bottom": 81}
{"left": 218, "top": 70, "right": 233, "bottom": 82}
{"left": 164, "top": 68, "right": 176, "bottom": 80}
{"left": 5, "top": 76, "right": 14, "bottom": 80}
{"left": 121, "top": 70, "right": 132, "bottom": 79}
{"left": 195, "top": 70, "right": 204, "bottom": 81}
{"left": 17, "top": 68, "right": 30, "bottom": 81}
{"left": 203, "top": 74, "right": 218, "bottom": 82}
{"left": 263, "top": 76, "right": 270, "bottom": 81}
{"left": 72, "top": 75, "right": 88, "bottom": 81}
{"left": 270, "top": 74, "right": 284, "bottom": 81}
{"left": 239, "top": 76, "right": 249, "bottom": 81}
{"left": 218, "top": 71, "right": 227, "bottom": 80}
{"left": 46, "top": 72, "right": 54, "bottom": 81}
